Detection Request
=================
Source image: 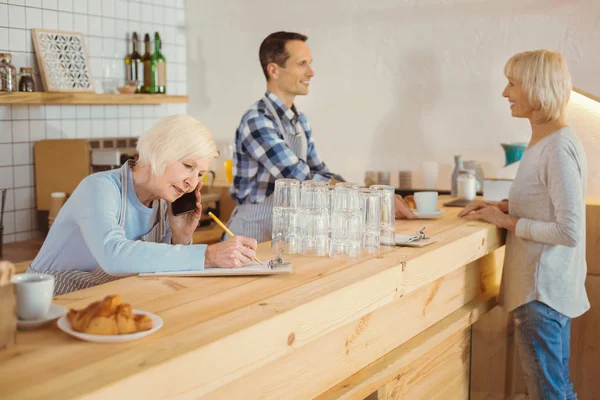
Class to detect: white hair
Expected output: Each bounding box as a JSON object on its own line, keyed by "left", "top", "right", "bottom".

{"left": 136, "top": 115, "right": 219, "bottom": 176}
{"left": 504, "top": 49, "right": 572, "bottom": 123}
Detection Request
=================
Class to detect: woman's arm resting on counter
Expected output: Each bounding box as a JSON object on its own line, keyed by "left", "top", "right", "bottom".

{"left": 75, "top": 177, "right": 207, "bottom": 275}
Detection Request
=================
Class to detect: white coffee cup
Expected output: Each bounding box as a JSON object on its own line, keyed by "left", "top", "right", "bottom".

{"left": 11, "top": 273, "right": 54, "bottom": 321}
{"left": 414, "top": 191, "right": 439, "bottom": 213}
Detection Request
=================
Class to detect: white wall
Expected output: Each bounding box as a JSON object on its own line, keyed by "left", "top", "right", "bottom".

{"left": 0, "top": 0, "right": 188, "bottom": 244}
{"left": 185, "top": 0, "right": 600, "bottom": 195}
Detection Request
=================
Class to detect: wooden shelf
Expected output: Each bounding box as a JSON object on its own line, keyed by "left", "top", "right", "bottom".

{"left": 0, "top": 92, "right": 189, "bottom": 105}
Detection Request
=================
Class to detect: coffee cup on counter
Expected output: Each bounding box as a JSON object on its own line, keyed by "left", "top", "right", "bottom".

{"left": 414, "top": 191, "right": 439, "bottom": 213}
{"left": 11, "top": 273, "right": 54, "bottom": 321}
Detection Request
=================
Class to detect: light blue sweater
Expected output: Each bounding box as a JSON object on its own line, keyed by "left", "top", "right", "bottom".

{"left": 31, "top": 168, "right": 207, "bottom": 275}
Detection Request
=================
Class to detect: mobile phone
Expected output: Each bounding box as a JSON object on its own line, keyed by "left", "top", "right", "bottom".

{"left": 172, "top": 191, "right": 197, "bottom": 216}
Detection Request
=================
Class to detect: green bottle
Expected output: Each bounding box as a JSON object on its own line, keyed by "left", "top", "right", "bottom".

{"left": 152, "top": 32, "right": 166, "bottom": 94}
{"left": 141, "top": 33, "right": 155, "bottom": 93}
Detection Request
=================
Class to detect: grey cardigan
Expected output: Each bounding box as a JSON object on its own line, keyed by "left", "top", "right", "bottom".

{"left": 499, "top": 127, "right": 589, "bottom": 318}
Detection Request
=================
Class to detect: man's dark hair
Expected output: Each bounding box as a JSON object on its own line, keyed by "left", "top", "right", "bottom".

{"left": 259, "top": 31, "right": 308, "bottom": 80}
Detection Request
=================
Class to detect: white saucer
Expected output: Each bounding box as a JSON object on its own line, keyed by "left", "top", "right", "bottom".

{"left": 57, "top": 309, "right": 163, "bottom": 343}
{"left": 412, "top": 209, "right": 445, "bottom": 219}
{"left": 17, "top": 304, "right": 68, "bottom": 330}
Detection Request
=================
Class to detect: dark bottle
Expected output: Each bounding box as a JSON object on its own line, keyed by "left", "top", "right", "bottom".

{"left": 141, "top": 33, "right": 155, "bottom": 93}
{"left": 130, "top": 32, "right": 144, "bottom": 93}
{"left": 124, "top": 33, "right": 132, "bottom": 83}
{"left": 18, "top": 67, "right": 34, "bottom": 92}
{"left": 152, "top": 32, "right": 166, "bottom": 94}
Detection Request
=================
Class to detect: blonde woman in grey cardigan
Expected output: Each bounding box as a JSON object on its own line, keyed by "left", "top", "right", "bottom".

{"left": 460, "top": 50, "right": 588, "bottom": 400}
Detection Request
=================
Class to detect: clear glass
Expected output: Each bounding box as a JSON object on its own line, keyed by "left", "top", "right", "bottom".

{"left": 0, "top": 54, "right": 18, "bottom": 92}
{"left": 359, "top": 188, "right": 381, "bottom": 256}
{"left": 299, "top": 180, "right": 329, "bottom": 257}
{"left": 271, "top": 179, "right": 300, "bottom": 254}
{"left": 329, "top": 183, "right": 361, "bottom": 260}
{"left": 370, "top": 185, "right": 396, "bottom": 252}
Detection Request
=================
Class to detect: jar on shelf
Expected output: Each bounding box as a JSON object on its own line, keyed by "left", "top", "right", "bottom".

{"left": 0, "top": 53, "right": 18, "bottom": 92}
{"left": 457, "top": 169, "right": 477, "bottom": 200}
{"left": 18, "top": 67, "right": 34, "bottom": 92}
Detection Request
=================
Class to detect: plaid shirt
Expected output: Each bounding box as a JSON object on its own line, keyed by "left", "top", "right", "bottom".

{"left": 231, "top": 91, "right": 333, "bottom": 204}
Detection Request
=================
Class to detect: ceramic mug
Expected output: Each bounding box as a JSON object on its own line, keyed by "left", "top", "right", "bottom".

{"left": 11, "top": 273, "right": 54, "bottom": 321}
{"left": 414, "top": 191, "right": 438, "bottom": 213}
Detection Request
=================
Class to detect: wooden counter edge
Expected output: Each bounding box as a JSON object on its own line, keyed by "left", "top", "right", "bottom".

{"left": 316, "top": 292, "right": 499, "bottom": 400}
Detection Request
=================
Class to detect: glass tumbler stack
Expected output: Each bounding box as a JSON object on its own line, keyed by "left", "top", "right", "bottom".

{"left": 370, "top": 185, "right": 396, "bottom": 252}
{"left": 271, "top": 179, "right": 301, "bottom": 254}
{"left": 329, "top": 183, "right": 362, "bottom": 260}
{"left": 298, "top": 180, "right": 329, "bottom": 257}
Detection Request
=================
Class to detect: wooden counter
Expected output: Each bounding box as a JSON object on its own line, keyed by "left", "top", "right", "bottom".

{"left": 0, "top": 204, "right": 505, "bottom": 400}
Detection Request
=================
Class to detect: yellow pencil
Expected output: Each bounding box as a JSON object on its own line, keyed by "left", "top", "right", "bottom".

{"left": 208, "top": 211, "right": 261, "bottom": 263}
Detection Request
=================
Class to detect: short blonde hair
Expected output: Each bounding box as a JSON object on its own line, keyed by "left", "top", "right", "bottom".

{"left": 136, "top": 115, "right": 219, "bottom": 176}
{"left": 504, "top": 49, "right": 572, "bottom": 123}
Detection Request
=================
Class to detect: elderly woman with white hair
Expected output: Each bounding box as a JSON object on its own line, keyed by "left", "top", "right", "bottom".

{"left": 29, "top": 115, "right": 257, "bottom": 295}
{"left": 460, "top": 50, "right": 588, "bottom": 399}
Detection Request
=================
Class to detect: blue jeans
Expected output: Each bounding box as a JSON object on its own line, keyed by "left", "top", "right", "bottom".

{"left": 513, "top": 301, "right": 577, "bottom": 400}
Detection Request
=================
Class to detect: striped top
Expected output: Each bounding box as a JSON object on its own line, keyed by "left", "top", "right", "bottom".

{"left": 30, "top": 164, "right": 208, "bottom": 275}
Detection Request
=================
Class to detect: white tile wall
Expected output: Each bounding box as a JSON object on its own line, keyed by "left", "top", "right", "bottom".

{"left": 0, "top": 0, "right": 188, "bottom": 244}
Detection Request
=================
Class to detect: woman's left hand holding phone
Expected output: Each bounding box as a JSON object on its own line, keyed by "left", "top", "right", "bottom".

{"left": 168, "top": 183, "right": 203, "bottom": 244}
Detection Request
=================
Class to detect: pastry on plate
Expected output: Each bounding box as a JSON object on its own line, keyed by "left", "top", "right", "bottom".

{"left": 67, "top": 294, "right": 152, "bottom": 335}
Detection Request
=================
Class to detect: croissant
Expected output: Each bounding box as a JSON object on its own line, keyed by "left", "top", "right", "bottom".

{"left": 404, "top": 195, "right": 416, "bottom": 210}
{"left": 67, "top": 295, "right": 153, "bottom": 335}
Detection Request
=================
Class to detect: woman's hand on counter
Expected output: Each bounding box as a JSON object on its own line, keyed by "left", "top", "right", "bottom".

{"left": 395, "top": 195, "right": 416, "bottom": 219}
{"left": 460, "top": 204, "right": 518, "bottom": 232}
{"left": 458, "top": 200, "right": 508, "bottom": 217}
{"left": 205, "top": 236, "right": 258, "bottom": 268}
{"left": 168, "top": 184, "right": 203, "bottom": 245}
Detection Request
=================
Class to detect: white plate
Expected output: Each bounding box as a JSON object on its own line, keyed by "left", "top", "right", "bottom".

{"left": 395, "top": 234, "right": 437, "bottom": 247}
{"left": 57, "top": 309, "right": 163, "bottom": 343}
{"left": 412, "top": 209, "right": 445, "bottom": 219}
{"left": 17, "top": 304, "right": 67, "bottom": 331}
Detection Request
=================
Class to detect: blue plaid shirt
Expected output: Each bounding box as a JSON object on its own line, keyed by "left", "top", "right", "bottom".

{"left": 231, "top": 91, "right": 333, "bottom": 204}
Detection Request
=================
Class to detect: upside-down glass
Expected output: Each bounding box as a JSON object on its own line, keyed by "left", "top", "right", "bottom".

{"left": 271, "top": 179, "right": 300, "bottom": 254}
{"left": 359, "top": 188, "right": 381, "bottom": 256}
{"left": 299, "top": 180, "right": 329, "bottom": 256}
{"left": 329, "top": 183, "right": 361, "bottom": 260}
{"left": 370, "top": 185, "right": 396, "bottom": 252}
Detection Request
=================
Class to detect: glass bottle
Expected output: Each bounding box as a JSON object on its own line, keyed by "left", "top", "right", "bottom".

{"left": 451, "top": 155, "right": 463, "bottom": 197}
{"left": 0, "top": 53, "right": 18, "bottom": 92}
{"left": 142, "top": 33, "right": 154, "bottom": 93}
{"left": 152, "top": 32, "right": 166, "bottom": 94}
{"left": 130, "top": 32, "right": 144, "bottom": 93}
{"left": 124, "top": 33, "right": 132, "bottom": 83}
{"left": 18, "top": 67, "right": 34, "bottom": 92}
{"left": 457, "top": 169, "right": 477, "bottom": 201}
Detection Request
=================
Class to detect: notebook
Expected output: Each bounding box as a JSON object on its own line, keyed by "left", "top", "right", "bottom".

{"left": 138, "top": 260, "right": 293, "bottom": 277}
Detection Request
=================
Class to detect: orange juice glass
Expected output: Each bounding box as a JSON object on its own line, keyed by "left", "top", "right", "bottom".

{"left": 224, "top": 159, "right": 233, "bottom": 183}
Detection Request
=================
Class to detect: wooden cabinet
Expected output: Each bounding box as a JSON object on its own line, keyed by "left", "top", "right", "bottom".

{"left": 471, "top": 198, "right": 600, "bottom": 400}
{"left": 570, "top": 198, "right": 600, "bottom": 400}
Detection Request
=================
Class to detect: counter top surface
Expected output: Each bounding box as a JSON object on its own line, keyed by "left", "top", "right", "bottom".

{"left": 0, "top": 201, "right": 505, "bottom": 400}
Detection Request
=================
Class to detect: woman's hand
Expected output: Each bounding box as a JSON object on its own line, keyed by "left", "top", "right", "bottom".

{"left": 168, "top": 183, "right": 203, "bottom": 245}
{"left": 460, "top": 205, "right": 518, "bottom": 232}
{"left": 458, "top": 200, "right": 499, "bottom": 217}
{"left": 395, "top": 195, "right": 416, "bottom": 219}
{"left": 204, "top": 236, "right": 258, "bottom": 268}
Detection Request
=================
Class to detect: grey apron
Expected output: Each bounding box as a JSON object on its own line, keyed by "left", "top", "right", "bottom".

{"left": 27, "top": 161, "right": 168, "bottom": 296}
{"left": 227, "top": 96, "right": 308, "bottom": 243}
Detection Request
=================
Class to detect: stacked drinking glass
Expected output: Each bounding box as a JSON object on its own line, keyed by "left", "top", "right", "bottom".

{"left": 271, "top": 179, "right": 396, "bottom": 259}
